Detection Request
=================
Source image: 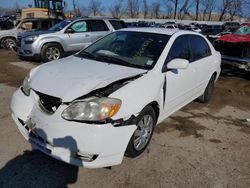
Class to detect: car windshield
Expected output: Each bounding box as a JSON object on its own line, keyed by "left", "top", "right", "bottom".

{"left": 48, "top": 20, "right": 72, "bottom": 31}
{"left": 77, "top": 31, "right": 170, "bottom": 70}
{"left": 233, "top": 26, "right": 250, "bottom": 35}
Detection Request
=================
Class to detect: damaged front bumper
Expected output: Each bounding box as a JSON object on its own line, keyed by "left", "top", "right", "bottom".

{"left": 221, "top": 55, "right": 250, "bottom": 72}
{"left": 10, "top": 88, "right": 137, "bottom": 168}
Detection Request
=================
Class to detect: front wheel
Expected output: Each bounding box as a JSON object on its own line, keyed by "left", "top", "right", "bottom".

{"left": 197, "top": 75, "right": 215, "bottom": 103}
{"left": 41, "top": 43, "right": 63, "bottom": 62}
{"left": 2, "top": 37, "right": 16, "bottom": 50}
{"left": 125, "top": 106, "right": 156, "bottom": 158}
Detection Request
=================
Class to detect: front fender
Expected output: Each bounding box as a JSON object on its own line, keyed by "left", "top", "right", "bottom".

{"left": 110, "top": 72, "right": 164, "bottom": 120}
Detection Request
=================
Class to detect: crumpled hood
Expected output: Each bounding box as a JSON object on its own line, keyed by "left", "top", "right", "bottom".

{"left": 218, "top": 34, "right": 250, "bottom": 43}
{"left": 20, "top": 30, "right": 55, "bottom": 38}
{"left": 30, "top": 56, "right": 147, "bottom": 102}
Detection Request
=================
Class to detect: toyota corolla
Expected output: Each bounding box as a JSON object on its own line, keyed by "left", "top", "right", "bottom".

{"left": 11, "top": 28, "right": 221, "bottom": 168}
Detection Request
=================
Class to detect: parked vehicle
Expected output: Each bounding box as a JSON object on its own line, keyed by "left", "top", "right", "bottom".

{"left": 214, "top": 23, "right": 250, "bottom": 73}
{"left": 0, "top": 17, "right": 15, "bottom": 30}
{"left": 222, "top": 22, "right": 240, "bottom": 31}
{"left": 0, "top": 18, "right": 60, "bottom": 50}
{"left": 160, "top": 24, "right": 178, "bottom": 29}
{"left": 184, "top": 26, "right": 201, "bottom": 33}
{"left": 11, "top": 28, "right": 221, "bottom": 168}
{"left": 17, "top": 17, "right": 127, "bottom": 62}
{"left": 206, "top": 31, "right": 232, "bottom": 44}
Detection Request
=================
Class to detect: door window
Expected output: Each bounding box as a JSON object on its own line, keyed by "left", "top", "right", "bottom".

{"left": 109, "top": 20, "right": 127, "bottom": 30}
{"left": 189, "top": 35, "right": 211, "bottom": 61}
{"left": 165, "top": 35, "right": 191, "bottom": 63}
{"left": 162, "top": 35, "right": 190, "bottom": 72}
{"left": 89, "top": 20, "right": 109, "bottom": 32}
{"left": 71, "top": 21, "right": 88, "bottom": 32}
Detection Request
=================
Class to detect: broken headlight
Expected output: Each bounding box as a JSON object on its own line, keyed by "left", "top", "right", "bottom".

{"left": 61, "top": 97, "right": 121, "bottom": 122}
{"left": 22, "top": 74, "right": 30, "bottom": 96}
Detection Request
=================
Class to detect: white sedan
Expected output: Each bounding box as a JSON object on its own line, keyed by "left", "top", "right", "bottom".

{"left": 11, "top": 28, "right": 221, "bottom": 168}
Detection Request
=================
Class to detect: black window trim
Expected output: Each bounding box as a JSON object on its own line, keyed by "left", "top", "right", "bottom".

{"left": 162, "top": 34, "right": 212, "bottom": 72}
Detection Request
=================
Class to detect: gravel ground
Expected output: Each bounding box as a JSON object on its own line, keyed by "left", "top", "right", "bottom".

{"left": 0, "top": 50, "right": 250, "bottom": 188}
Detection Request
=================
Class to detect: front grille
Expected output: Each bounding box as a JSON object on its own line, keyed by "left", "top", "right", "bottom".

{"left": 35, "top": 91, "right": 62, "bottom": 114}
{"left": 214, "top": 41, "right": 249, "bottom": 58}
{"left": 16, "top": 36, "right": 22, "bottom": 47}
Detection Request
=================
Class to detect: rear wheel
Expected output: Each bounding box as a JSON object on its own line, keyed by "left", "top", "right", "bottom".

{"left": 125, "top": 106, "right": 156, "bottom": 158}
{"left": 2, "top": 37, "right": 16, "bottom": 50}
{"left": 41, "top": 43, "right": 63, "bottom": 62}
{"left": 197, "top": 75, "right": 215, "bottom": 103}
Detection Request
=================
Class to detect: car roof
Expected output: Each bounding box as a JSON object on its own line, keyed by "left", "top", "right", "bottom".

{"left": 69, "top": 17, "right": 122, "bottom": 22}
{"left": 119, "top": 27, "right": 200, "bottom": 36}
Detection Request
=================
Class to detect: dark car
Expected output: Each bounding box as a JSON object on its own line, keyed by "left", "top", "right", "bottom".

{"left": 214, "top": 24, "right": 250, "bottom": 74}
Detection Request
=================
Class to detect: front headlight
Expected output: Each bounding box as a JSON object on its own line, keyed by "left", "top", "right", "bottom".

{"left": 22, "top": 74, "right": 30, "bottom": 96}
{"left": 24, "top": 35, "right": 38, "bottom": 44}
{"left": 61, "top": 97, "right": 121, "bottom": 122}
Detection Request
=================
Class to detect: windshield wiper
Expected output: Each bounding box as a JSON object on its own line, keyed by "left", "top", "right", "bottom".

{"left": 76, "top": 51, "right": 100, "bottom": 61}
{"left": 98, "top": 55, "right": 143, "bottom": 69}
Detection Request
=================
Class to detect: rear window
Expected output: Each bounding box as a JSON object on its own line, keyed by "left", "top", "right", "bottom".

{"left": 89, "top": 20, "right": 109, "bottom": 32}
{"left": 109, "top": 20, "right": 127, "bottom": 30}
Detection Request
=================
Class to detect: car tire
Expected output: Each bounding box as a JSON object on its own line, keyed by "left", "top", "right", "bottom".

{"left": 125, "top": 105, "right": 156, "bottom": 158}
{"left": 197, "top": 75, "right": 215, "bottom": 103}
{"left": 41, "top": 43, "right": 63, "bottom": 62}
{"left": 2, "top": 37, "right": 16, "bottom": 50}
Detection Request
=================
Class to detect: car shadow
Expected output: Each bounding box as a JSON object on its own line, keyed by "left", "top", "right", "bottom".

{"left": 0, "top": 129, "right": 79, "bottom": 188}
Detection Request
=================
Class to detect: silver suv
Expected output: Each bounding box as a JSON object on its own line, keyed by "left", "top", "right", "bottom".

{"left": 17, "top": 17, "right": 127, "bottom": 62}
{"left": 0, "top": 18, "right": 60, "bottom": 49}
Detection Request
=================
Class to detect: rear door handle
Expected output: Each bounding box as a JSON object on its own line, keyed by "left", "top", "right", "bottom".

{"left": 85, "top": 34, "right": 90, "bottom": 37}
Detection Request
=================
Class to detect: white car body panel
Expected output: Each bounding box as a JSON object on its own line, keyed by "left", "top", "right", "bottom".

{"left": 30, "top": 56, "right": 147, "bottom": 102}
{"left": 11, "top": 28, "right": 221, "bottom": 168}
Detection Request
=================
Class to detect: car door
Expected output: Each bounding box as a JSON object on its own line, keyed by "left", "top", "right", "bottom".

{"left": 162, "top": 35, "right": 198, "bottom": 116}
{"left": 88, "top": 20, "right": 110, "bottom": 43}
{"left": 188, "top": 35, "right": 214, "bottom": 95}
{"left": 66, "top": 20, "right": 92, "bottom": 51}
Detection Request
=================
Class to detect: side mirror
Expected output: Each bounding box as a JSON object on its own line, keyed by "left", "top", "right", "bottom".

{"left": 66, "top": 28, "right": 75, "bottom": 34}
{"left": 167, "top": 58, "right": 189, "bottom": 70}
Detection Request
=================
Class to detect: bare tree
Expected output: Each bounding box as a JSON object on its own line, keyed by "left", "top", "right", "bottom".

{"left": 172, "top": 0, "right": 179, "bottom": 19}
{"left": 163, "top": 0, "right": 174, "bottom": 18}
{"left": 126, "top": 0, "right": 140, "bottom": 18}
{"left": 178, "top": 0, "right": 192, "bottom": 20}
{"left": 109, "top": 0, "right": 125, "bottom": 18}
{"left": 150, "top": 2, "right": 161, "bottom": 19}
{"left": 201, "top": 0, "right": 215, "bottom": 21}
{"left": 88, "top": 0, "right": 104, "bottom": 16}
{"left": 142, "top": 0, "right": 149, "bottom": 18}
{"left": 194, "top": 0, "right": 200, "bottom": 20}
{"left": 228, "top": 0, "right": 242, "bottom": 21}
{"left": 219, "top": 0, "right": 232, "bottom": 21}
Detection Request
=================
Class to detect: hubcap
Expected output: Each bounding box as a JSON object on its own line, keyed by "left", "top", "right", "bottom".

{"left": 133, "top": 115, "right": 153, "bottom": 151}
{"left": 4, "top": 39, "right": 15, "bottom": 49}
{"left": 46, "top": 47, "right": 60, "bottom": 60}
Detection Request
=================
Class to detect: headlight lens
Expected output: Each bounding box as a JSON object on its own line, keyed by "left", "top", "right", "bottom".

{"left": 61, "top": 97, "right": 121, "bottom": 122}
{"left": 22, "top": 74, "right": 30, "bottom": 96}
{"left": 24, "top": 35, "right": 38, "bottom": 43}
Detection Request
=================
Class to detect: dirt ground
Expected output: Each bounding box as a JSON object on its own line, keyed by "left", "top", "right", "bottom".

{"left": 0, "top": 49, "right": 249, "bottom": 188}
